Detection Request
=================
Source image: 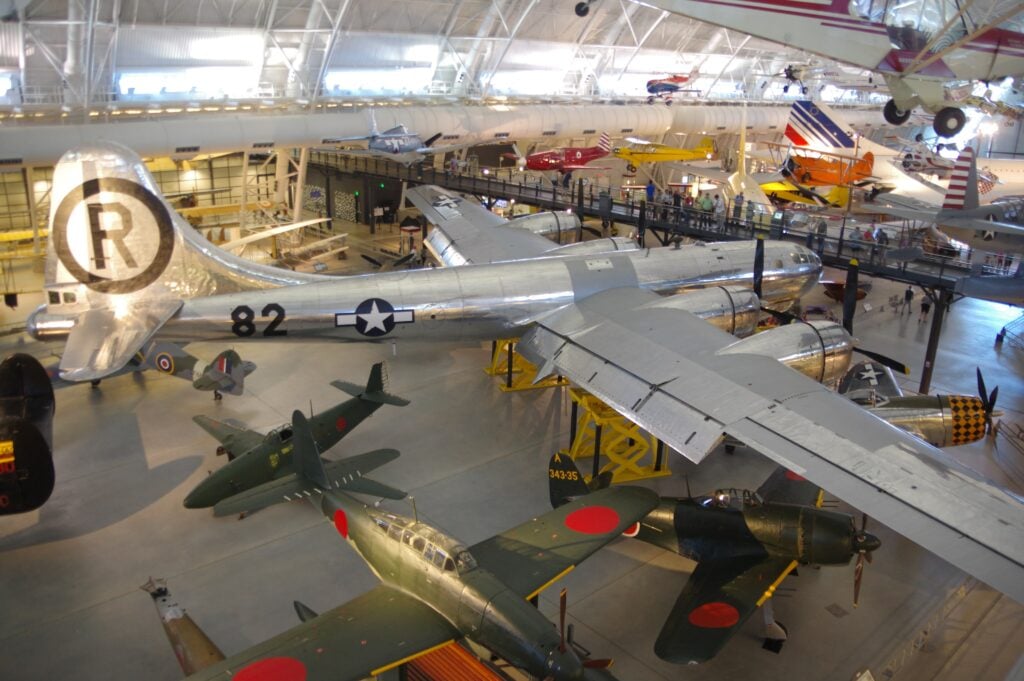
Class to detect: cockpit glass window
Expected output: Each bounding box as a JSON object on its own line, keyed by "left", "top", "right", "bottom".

{"left": 423, "top": 544, "right": 435, "bottom": 562}
{"left": 432, "top": 550, "right": 447, "bottom": 569}
{"left": 413, "top": 536, "right": 425, "bottom": 551}
{"left": 455, "top": 551, "right": 477, "bottom": 574}
{"left": 375, "top": 517, "right": 390, "bottom": 532}
{"left": 402, "top": 529, "right": 414, "bottom": 545}
{"left": 280, "top": 427, "right": 293, "bottom": 441}
{"left": 444, "top": 558, "right": 456, "bottom": 572}
{"left": 388, "top": 524, "right": 402, "bottom": 541}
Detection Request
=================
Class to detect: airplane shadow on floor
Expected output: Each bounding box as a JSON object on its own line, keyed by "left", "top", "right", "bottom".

{"left": 0, "top": 408, "right": 202, "bottom": 552}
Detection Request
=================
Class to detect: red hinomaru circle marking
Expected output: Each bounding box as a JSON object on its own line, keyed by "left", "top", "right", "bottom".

{"left": 333, "top": 509, "right": 348, "bottom": 539}
{"left": 784, "top": 470, "right": 807, "bottom": 482}
{"left": 688, "top": 602, "right": 740, "bottom": 629}
{"left": 233, "top": 656, "right": 307, "bottom": 681}
{"left": 622, "top": 522, "right": 640, "bottom": 538}
{"left": 335, "top": 416, "right": 348, "bottom": 432}
{"left": 564, "top": 506, "right": 620, "bottom": 535}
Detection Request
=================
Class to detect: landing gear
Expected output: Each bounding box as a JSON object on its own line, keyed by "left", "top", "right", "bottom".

{"left": 574, "top": 1, "right": 590, "bottom": 17}
{"left": 646, "top": 95, "right": 655, "bottom": 104}
{"left": 626, "top": 164, "right": 637, "bottom": 173}
{"left": 932, "top": 107, "right": 966, "bottom": 138}
{"left": 664, "top": 97, "right": 673, "bottom": 106}
{"left": 883, "top": 99, "right": 911, "bottom": 126}
{"left": 213, "top": 389, "right": 223, "bottom": 401}
{"left": 761, "top": 599, "right": 788, "bottom": 654}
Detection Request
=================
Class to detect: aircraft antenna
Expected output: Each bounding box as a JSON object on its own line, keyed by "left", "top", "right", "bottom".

{"left": 684, "top": 475, "right": 693, "bottom": 500}
{"left": 410, "top": 495, "right": 418, "bottom": 523}
{"left": 310, "top": 400, "right": 314, "bottom": 418}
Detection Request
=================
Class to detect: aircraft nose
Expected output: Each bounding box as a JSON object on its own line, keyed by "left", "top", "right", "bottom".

{"left": 855, "top": 532, "right": 881, "bottom": 554}
{"left": 182, "top": 477, "right": 216, "bottom": 509}
{"left": 546, "top": 648, "right": 584, "bottom": 681}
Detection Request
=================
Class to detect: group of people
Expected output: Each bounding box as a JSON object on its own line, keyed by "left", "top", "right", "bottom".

{"left": 900, "top": 285, "right": 932, "bottom": 323}
{"left": 644, "top": 180, "right": 745, "bottom": 233}
{"left": 847, "top": 223, "right": 891, "bottom": 264}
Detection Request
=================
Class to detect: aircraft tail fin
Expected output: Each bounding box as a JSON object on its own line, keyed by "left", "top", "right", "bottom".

{"left": 42, "top": 142, "right": 319, "bottom": 382}
{"left": 785, "top": 100, "right": 857, "bottom": 152}
{"left": 941, "top": 146, "right": 980, "bottom": 212}
{"left": 597, "top": 132, "right": 611, "bottom": 153}
{"left": 548, "top": 452, "right": 612, "bottom": 508}
{"left": 330, "top": 362, "right": 410, "bottom": 406}
{"left": 838, "top": 360, "right": 904, "bottom": 405}
{"left": 211, "top": 447, "right": 404, "bottom": 517}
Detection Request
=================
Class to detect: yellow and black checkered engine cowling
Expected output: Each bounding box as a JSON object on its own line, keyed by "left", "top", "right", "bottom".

{"left": 941, "top": 395, "right": 987, "bottom": 446}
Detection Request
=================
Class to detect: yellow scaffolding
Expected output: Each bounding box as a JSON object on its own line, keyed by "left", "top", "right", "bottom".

{"left": 561, "top": 388, "right": 672, "bottom": 484}
{"left": 484, "top": 339, "right": 568, "bottom": 392}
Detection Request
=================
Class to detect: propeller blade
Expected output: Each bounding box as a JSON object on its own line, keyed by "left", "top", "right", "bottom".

{"left": 392, "top": 252, "right": 416, "bottom": 268}
{"left": 977, "top": 367, "right": 989, "bottom": 411}
{"left": 854, "top": 347, "right": 909, "bottom": 375}
{"left": 582, "top": 226, "right": 603, "bottom": 238}
{"left": 559, "top": 587, "right": 567, "bottom": 653}
{"left": 583, "top": 659, "right": 614, "bottom": 669}
{"left": 842, "top": 258, "right": 859, "bottom": 334}
{"left": 360, "top": 254, "right": 383, "bottom": 269}
{"left": 762, "top": 307, "right": 800, "bottom": 325}
{"left": 753, "top": 237, "right": 765, "bottom": 300}
{"left": 853, "top": 553, "right": 864, "bottom": 607}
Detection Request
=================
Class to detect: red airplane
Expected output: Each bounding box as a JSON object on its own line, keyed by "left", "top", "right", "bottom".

{"left": 645, "top": 70, "right": 699, "bottom": 104}
{"left": 522, "top": 132, "right": 612, "bottom": 171}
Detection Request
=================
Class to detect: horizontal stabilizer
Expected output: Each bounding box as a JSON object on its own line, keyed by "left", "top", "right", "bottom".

{"left": 59, "top": 299, "right": 183, "bottom": 381}
{"left": 329, "top": 379, "right": 410, "bottom": 406}
{"left": 212, "top": 448, "right": 402, "bottom": 516}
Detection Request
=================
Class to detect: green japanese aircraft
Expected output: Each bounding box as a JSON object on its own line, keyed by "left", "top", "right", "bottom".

{"left": 548, "top": 453, "right": 880, "bottom": 665}
{"left": 184, "top": 407, "right": 658, "bottom": 681}
{"left": 185, "top": 362, "right": 407, "bottom": 514}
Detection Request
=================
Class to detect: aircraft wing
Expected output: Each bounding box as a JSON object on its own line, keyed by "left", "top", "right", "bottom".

{"left": 654, "top": 557, "right": 797, "bottom": 664}
{"left": 222, "top": 218, "right": 330, "bottom": 251}
{"left": 192, "top": 415, "right": 265, "bottom": 457}
{"left": 185, "top": 584, "right": 459, "bottom": 681}
{"left": 515, "top": 286, "right": 1024, "bottom": 604}
{"left": 405, "top": 185, "right": 557, "bottom": 265}
{"left": 469, "top": 486, "right": 659, "bottom": 600}
{"left": 755, "top": 467, "right": 822, "bottom": 508}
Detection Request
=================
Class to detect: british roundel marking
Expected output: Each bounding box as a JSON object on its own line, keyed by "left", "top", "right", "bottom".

{"left": 564, "top": 506, "right": 620, "bottom": 535}
{"left": 688, "top": 602, "right": 740, "bottom": 629}
{"left": 232, "top": 656, "right": 307, "bottom": 681}
{"left": 154, "top": 352, "right": 174, "bottom": 374}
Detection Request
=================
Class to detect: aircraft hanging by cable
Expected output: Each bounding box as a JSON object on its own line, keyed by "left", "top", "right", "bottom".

{"left": 29, "top": 141, "right": 1024, "bottom": 605}
{"left": 576, "top": 0, "right": 1024, "bottom": 138}
{"left": 185, "top": 362, "right": 407, "bottom": 514}
{"left": 613, "top": 136, "right": 716, "bottom": 173}
{"left": 514, "top": 132, "right": 613, "bottom": 172}
{"left": 323, "top": 110, "right": 474, "bottom": 165}
{"left": 645, "top": 70, "right": 701, "bottom": 104}
{"left": 548, "top": 453, "right": 879, "bottom": 664}
{"left": 781, "top": 149, "right": 875, "bottom": 188}
{"left": 182, "top": 411, "right": 657, "bottom": 681}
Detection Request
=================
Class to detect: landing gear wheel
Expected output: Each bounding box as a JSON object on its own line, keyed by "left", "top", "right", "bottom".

{"left": 883, "top": 99, "right": 911, "bottom": 125}
{"left": 801, "top": 86, "right": 808, "bottom": 95}
{"left": 646, "top": 95, "right": 655, "bottom": 104}
{"left": 762, "top": 622, "right": 788, "bottom": 654}
{"left": 213, "top": 390, "right": 223, "bottom": 401}
{"left": 933, "top": 107, "right": 966, "bottom": 138}
{"left": 574, "top": 1, "right": 590, "bottom": 17}
{"left": 626, "top": 164, "right": 637, "bottom": 173}
{"left": 664, "top": 97, "right": 673, "bottom": 106}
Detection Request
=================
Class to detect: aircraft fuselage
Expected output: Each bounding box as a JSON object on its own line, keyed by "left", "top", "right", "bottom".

{"left": 323, "top": 491, "right": 584, "bottom": 679}
{"left": 162, "top": 242, "right": 820, "bottom": 346}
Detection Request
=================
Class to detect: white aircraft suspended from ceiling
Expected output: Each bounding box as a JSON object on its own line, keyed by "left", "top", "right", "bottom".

{"left": 573, "top": 0, "right": 1024, "bottom": 138}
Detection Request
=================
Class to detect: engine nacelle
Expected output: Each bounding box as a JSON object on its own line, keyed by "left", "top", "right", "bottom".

{"left": 718, "top": 320, "right": 852, "bottom": 385}
{"left": 746, "top": 504, "right": 857, "bottom": 566}
{"left": 509, "top": 211, "right": 581, "bottom": 243}
{"left": 0, "top": 354, "right": 56, "bottom": 514}
{"left": 643, "top": 286, "right": 760, "bottom": 337}
{"left": 547, "top": 237, "right": 639, "bottom": 257}
{"left": 26, "top": 304, "right": 75, "bottom": 341}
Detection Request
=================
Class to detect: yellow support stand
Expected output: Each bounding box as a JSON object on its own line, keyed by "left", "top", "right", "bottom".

{"left": 561, "top": 388, "right": 672, "bottom": 484}
{"left": 484, "top": 339, "right": 568, "bottom": 392}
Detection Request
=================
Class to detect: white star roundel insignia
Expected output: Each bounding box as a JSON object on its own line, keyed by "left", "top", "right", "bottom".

{"left": 335, "top": 298, "right": 414, "bottom": 337}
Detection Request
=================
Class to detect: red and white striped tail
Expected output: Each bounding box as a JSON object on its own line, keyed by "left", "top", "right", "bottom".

{"left": 598, "top": 132, "right": 611, "bottom": 152}
{"left": 942, "top": 146, "right": 978, "bottom": 211}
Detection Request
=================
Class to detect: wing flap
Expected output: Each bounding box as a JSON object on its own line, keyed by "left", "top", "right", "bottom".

{"left": 470, "top": 486, "right": 658, "bottom": 600}
{"left": 58, "top": 298, "right": 183, "bottom": 381}
{"left": 186, "top": 585, "right": 458, "bottom": 681}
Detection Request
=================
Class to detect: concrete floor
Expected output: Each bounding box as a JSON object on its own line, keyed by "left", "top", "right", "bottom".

{"left": 0, "top": 230, "right": 1022, "bottom": 681}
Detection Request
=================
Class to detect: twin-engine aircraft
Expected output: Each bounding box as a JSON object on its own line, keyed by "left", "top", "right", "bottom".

{"left": 30, "top": 141, "right": 1024, "bottom": 605}
{"left": 184, "top": 409, "right": 657, "bottom": 681}
{"left": 186, "top": 362, "right": 407, "bottom": 515}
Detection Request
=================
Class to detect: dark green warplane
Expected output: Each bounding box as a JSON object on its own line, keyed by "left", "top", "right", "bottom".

{"left": 183, "top": 409, "right": 657, "bottom": 681}
{"left": 185, "top": 362, "right": 407, "bottom": 514}
{"left": 548, "top": 453, "right": 881, "bottom": 665}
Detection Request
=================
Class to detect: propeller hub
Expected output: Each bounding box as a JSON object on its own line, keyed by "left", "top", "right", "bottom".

{"left": 854, "top": 532, "right": 881, "bottom": 554}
